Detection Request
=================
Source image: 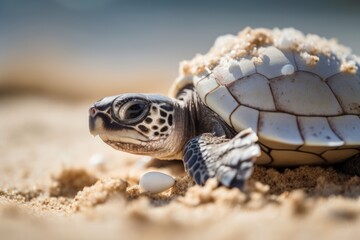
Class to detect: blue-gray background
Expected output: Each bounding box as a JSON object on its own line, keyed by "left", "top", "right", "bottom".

{"left": 0, "top": 0, "right": 359, "bottom": 98}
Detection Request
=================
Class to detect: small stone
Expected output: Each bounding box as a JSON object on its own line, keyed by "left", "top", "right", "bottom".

{"left": 281, "top": 64, "right": 295, "bottom": 75}
{"left": 139, "top": 172, "right": 175, "bottom": 194}
{"left": 88, "top": 153, "right": 106, "bottom": 169}
{"left": 253, "top": 181, "right": 270, "bottom": 194}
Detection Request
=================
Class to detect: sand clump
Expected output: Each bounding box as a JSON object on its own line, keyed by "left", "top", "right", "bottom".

{"left": 1, "top": 161, "right": 360, "bottom": 240}
{"left": 252, "top": 166, "right": 360, "bottom": 197}
{"left": 73, "top": 178, "right": 128, "bottom": 211}
{"left": 49, "top": 168, "right": 98, "bottom": 198}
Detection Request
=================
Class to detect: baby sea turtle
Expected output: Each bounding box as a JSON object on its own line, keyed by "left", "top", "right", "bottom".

{"left": 89, "top": 27, "right": 360, "bottom": 189}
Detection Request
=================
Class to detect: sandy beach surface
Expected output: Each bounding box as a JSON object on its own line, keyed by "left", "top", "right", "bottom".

{"left": 0, "top": 95, "right": 359, "bottom": 240}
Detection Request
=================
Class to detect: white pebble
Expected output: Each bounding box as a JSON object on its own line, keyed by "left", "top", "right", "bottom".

{"left": 88, "top": 153, "right": 106, "bottom": 169}
{"left": 140, "top": 172, "right": 175, "bottom": 194}
{"left": 281, "top": 64, "right": 295, "bottom": 75}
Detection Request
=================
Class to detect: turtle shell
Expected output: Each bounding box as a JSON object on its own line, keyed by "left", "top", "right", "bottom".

{"left": 170, "top": 27, "right": 360, "bottom": 166}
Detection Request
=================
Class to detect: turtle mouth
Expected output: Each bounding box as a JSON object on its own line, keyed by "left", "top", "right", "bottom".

{"left": 104, "top": 139, "right": 138, "bottom": 150}
{"left": 99, "top": 134, "right": 144, "bottom": 145}
{"left": 90, "top": 116, "right": 148, "bottom": 144}
{"left": 104, "top": 138, "right": 159, "bottom": 155}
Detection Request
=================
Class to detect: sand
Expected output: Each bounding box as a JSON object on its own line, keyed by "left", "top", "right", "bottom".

{"left": 0, "top": 95, "right": 360, "bottom": 240}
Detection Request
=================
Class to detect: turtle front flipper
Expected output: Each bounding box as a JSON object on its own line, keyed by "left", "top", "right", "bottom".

{"left": 183, "top": 128, "right": 261, "bottom": 189}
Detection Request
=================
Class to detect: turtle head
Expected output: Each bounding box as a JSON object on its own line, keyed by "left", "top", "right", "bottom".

{"left": 89, "top": 93, "right": 185, "bottom": 159}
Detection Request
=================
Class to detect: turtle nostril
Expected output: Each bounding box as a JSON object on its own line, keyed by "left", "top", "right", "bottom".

{"left": 89, "top": 107, "right": 97, "bottom": 117}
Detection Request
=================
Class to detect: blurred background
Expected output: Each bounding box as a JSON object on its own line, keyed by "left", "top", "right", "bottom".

{"left": 0, "top": 0, "right": 359, "bottom": 100}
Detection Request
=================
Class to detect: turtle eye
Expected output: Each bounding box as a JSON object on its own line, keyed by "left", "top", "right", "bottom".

{"left": 117, "top": 100, "right": 149, "bottom": 123}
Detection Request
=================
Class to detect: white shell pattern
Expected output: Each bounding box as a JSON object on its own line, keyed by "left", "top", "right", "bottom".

{"left": 194, "top": 46, "right": 360, "bottom": 166}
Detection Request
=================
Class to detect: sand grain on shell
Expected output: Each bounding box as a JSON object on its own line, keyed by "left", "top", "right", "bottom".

{"left": 179, "top": 27, "right": 359, "bottom": 76}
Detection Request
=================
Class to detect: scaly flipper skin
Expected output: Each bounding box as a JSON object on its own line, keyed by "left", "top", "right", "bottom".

{"left": 183, "top": 128, "right": 261, "bottom": 189}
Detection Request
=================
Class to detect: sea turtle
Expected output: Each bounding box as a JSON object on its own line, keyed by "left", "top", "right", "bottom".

{"left": 89, "top": 27, "right": 360, "bottom": 189}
